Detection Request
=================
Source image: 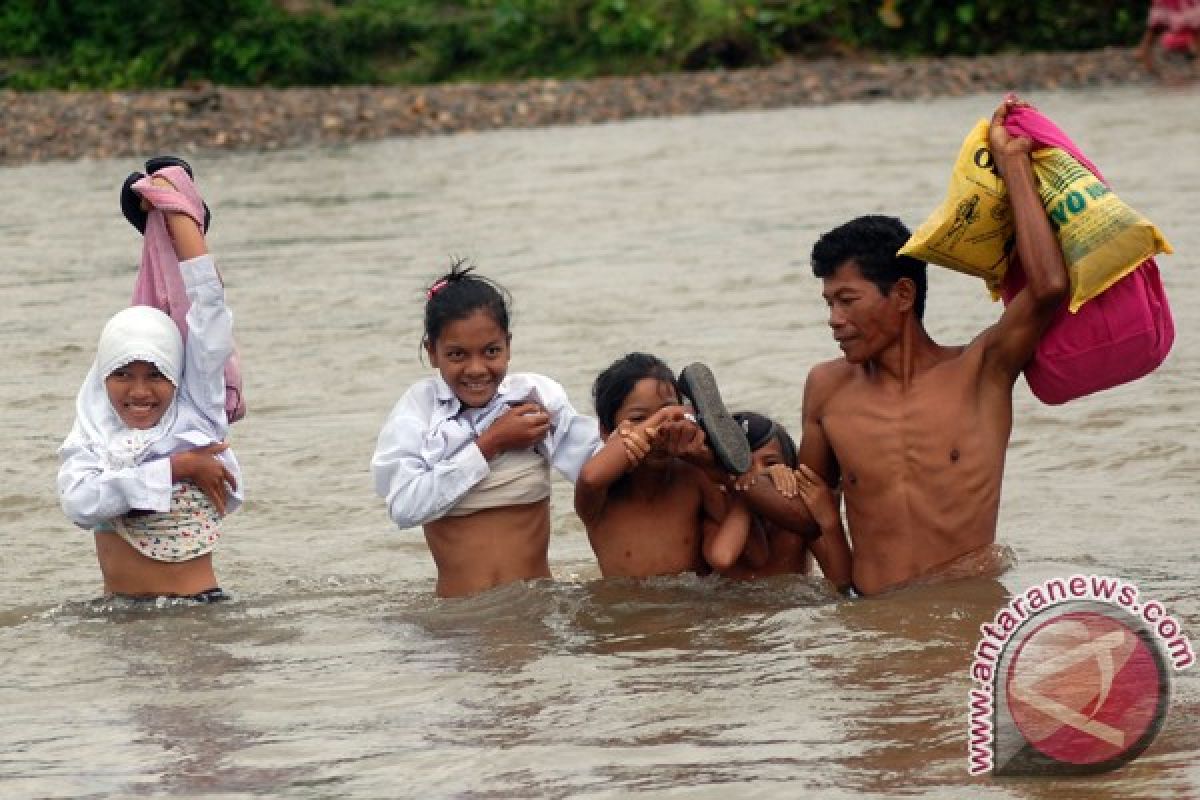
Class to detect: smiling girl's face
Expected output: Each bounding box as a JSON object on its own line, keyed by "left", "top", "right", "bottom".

{"left": 425, "top": 309, "right": 512, "bottom": 408}
{"left": 105, "top": 359, "right": 176, "bottom": 429}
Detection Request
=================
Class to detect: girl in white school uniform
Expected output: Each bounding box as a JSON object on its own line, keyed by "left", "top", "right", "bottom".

{"left": 58, "top": 169, "right": 241, "bottom": 602}
{"left": 371, "top": 262, "right": 600, "bottom": 598}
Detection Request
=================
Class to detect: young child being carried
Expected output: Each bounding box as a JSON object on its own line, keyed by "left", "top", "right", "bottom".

{"left": 371, "top": 263, "right": 601, "bottom": 598}
{"left": 710, "top": 411, "right": 853, "bottom": 591}
{"left": 575, "top": 353, "right": 754, "bottom": 579}
{"left": 57, "top": 162, "right": 241, "bottom": 602}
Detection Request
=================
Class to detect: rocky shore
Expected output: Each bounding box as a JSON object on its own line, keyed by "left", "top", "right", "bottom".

{"left": 0, "top": 48, "right": 1155, "bottom": 166}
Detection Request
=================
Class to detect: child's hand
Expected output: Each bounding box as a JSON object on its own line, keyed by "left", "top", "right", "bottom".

{"left": 614, "top": 406, "right": 689, "bottom": 469}
{"left": 765, "top": 464, "right": 799, "bottom": 498}
{"left": 642, "top": 405, "right": 690, "bottom": 433}
{"left": 170, "top": 442, "right": 236, "bottom": 515}
{"left": 794, "top": 464, "right": 840, "bottom": 533}
{"left": 477, "top": 403, "right": 550, "bottom": 460}
{"left": 659, "top": 418, "right": 711, "bottom": 465}
{"left": 139, "top": 175, "right": 176, "bottom": 212}
{"left": 616, "top": 423, "right": 653, "bottom": 468}
{"left": 733, "top": 470, "right": 757, "bottom": 492}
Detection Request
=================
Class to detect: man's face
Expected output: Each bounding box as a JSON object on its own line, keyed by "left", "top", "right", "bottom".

{"left": 820, "top": 260, "right": 907, "bottom": 364}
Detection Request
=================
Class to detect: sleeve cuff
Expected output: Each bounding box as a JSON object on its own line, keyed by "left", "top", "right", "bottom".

{"left": 134, "top": 458, "right": 175, "bottom": 512}
{"left": 180, "top": 254, "right": 221, "bottom": 289}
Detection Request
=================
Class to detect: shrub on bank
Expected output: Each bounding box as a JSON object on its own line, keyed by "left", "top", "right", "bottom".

{"left": 0, "top": 0, "right": 1150, "bottom": 90}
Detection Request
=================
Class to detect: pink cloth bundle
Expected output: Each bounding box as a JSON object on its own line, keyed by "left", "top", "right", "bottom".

{"left": 131, "top": 166, "right": 246, "bottom": 422}
{"left": 1150, "top": 0, "right": 1199, "bottom": 52}
{"left": 1149, "top": 0, "right": 1200, "bottom": 33}
{"left": 1000, "top": 106, "right": 1174, "bottom": 405}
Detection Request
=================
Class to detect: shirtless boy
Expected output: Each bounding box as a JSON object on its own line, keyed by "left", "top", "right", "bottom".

{"left": 575, "top": 353, "right": 735, "bottom": 579}
{"left": 739, "top": 97, "right": 1069, "bottom": 595}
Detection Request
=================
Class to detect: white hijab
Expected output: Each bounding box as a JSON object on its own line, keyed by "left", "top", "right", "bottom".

{"left": 66, "top": 306, "right": 185, "bottom": 469}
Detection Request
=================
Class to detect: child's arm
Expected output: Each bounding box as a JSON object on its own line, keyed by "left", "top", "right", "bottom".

{"left": 574, "top": 406, "right": 684, "bottom": 524}
{"left": 701, "top": 470, "right": 771, "bottom": 572}
{"left": 147, "top": 176, "right": 232, "bottom": 429}
{"left": 160, "top": 195, "right": 207, "bottom": 259}
{"left": 574, "top": 429, "right": 641, "bottom": 526}
{"left": 372, "top": 416, "right": 487, "bottom": 530}
{"left": 58, "top": 442, "right": 173, "bottom": 527}
{"left": 794, "top": 465, "right": 853, "bottom": 592}
{"left": 702, "top": 491, "right": 754, "bottom": 572}
{"left": 475, "top": 404, "right": 550, "bottom": 460}
{"left": 57, "top": 439, "right": 235, "bottom": 525}
{"left": 170, "top": 443, "right": 237, "bottom": 516}
{"left": 371, "top": 391, "right": 548, "bottom": 530}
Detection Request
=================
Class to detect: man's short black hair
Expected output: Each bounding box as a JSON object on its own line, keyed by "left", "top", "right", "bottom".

{"left": 811, "top": 215, "right": 928, "bottom": 320}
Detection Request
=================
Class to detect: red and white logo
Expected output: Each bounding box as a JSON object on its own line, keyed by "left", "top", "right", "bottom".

{"left": 992, "top": 603, "right": 1170, "bottom": 775}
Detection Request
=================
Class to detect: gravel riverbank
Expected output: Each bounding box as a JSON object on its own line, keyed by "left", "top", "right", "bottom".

{"left": 0, "top": 47, "right": 1155, "bottom": 166}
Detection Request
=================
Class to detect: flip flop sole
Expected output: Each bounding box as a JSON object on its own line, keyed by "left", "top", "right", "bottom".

{"left": 120, "top": 171, "right": 148, "bottom": 233}
{"left": 145, "top": 155, "right": 195, "bottom": 178}
{"left": 679, "top": 362, "right": 753, "bottom": 474}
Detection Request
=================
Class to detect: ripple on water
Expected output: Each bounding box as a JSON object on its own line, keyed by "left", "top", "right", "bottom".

{"left": 3, "top": 86, "right": 1199, "bottom": 798}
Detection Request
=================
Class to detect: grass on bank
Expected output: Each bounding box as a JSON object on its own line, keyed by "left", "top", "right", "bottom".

{"left": 0, "top": 0, "right": 1149, "bottom": 90}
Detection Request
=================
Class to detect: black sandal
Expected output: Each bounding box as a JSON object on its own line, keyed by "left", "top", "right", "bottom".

{"left": 119, "top": 171, "right": 149, "bottom": 233}
{"left": 118, "top": 155, "right": 211, "bottom": 234}
{"left": 678, "top": 362, "right": 753, "bottom": 475}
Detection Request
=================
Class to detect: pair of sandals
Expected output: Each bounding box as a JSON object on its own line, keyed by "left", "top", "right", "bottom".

{"left": 678, "top": 363, "right": 753, "bottom": 475}
{"left": 120, "top": 155, "right": 212, "bottom": 234}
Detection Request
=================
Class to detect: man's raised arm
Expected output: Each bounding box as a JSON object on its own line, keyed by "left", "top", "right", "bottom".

{"left": 981, "top": 96, "right": 1070, "bottom": 383}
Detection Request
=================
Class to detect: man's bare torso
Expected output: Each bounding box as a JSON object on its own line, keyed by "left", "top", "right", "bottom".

{"left": 810, "top": 339, "right": 1013, "bottom": 594}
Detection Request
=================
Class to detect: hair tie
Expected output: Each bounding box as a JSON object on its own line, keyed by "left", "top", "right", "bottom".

{"left": 426, "top": 279, "right": 449, "bottom": 300}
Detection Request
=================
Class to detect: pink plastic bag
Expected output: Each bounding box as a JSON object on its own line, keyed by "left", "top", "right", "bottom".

{"left": 132, "top": 167, "right": 247, "bottom": 423}
{"left": 1000, "top": 107, "right": 1174, "bottom": 405}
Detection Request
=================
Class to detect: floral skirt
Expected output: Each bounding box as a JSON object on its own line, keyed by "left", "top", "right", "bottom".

{"left": 110, "top": 482, "right": 222, "bottom": 563}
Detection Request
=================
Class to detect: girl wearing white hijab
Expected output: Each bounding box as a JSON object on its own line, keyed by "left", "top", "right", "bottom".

{"left": 57, "top": 171, "right": 242, "bottom": 600}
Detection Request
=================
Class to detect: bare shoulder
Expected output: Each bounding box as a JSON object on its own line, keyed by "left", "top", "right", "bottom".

{"left": 804, "top": 358, "right": 857, "bottom": 410}
{"left": 949, "top": 329, "right": 997, "bottom": 377}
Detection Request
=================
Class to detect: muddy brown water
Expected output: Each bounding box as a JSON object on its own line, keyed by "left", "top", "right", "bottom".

{"left": 1, "top": 85, "right": 1196, "bottom": 798}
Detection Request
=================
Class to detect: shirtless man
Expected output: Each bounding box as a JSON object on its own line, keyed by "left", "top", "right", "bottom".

{"left": 739, "top": 97, "right": 1069, "bottom": 595}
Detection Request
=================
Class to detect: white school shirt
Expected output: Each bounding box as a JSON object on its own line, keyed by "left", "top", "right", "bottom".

{"left": 371, "top": 372, "right": 601, "bottom": 530}
{"left": 57, "top": 255, "right": 244, "bottom": 528}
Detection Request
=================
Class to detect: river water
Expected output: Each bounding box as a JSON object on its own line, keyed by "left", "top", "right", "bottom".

{"left": 1, "top": 86, "right": 1196, "bottom": 798}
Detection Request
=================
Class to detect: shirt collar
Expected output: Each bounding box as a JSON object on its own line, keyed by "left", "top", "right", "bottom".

{"left": 431, "top": 373, "right": 518, "bottom": 416}
{"left": 432, "top": 373, "right": 460, "bottom": 409}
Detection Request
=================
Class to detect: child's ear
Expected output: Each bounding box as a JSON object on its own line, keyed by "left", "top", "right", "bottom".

{"left": 423, "top": 337, "right": 438, "bottom": 367}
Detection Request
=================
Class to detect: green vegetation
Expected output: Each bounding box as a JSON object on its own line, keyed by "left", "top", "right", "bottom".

{"left": 0, "top": 0, "right": 1149, "bottom": 90}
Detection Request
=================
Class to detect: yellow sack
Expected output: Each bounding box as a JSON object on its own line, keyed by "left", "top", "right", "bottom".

{"left": 902, "top": 119, "right": 1173, "bottom": 311}
{"left": 899, "top": 119, "right": 1012, "bottom": 293}
{"left": 1031, "top": 148, "right": 1173, "bottom": 312}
